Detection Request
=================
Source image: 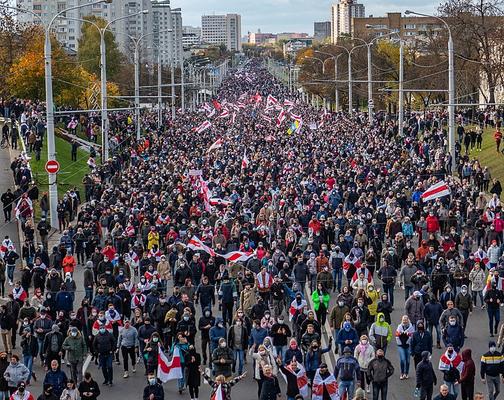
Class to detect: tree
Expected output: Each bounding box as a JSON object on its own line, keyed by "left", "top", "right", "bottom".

{"left": 439, "top": 0, "right": 504, "bottom": 103}
{"left": 6, "top": 26, "right": 85, "bottom": 105}
{"left": 77, "top": 15, "right": 122, "bottom": 80}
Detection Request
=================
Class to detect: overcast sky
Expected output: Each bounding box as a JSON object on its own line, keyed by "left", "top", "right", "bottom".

{"left": 171, "top": 0, "right": 441, "bottom": 35}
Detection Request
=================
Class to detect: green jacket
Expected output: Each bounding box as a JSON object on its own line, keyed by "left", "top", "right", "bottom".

{"left": 369, "top": 312, "right": 393, "bottom": 349}
{"left": 312, "top": 290, "right": 330, "bottom": 311}
{"left": 62, "top": 332, "right": 88, "bottom": 363}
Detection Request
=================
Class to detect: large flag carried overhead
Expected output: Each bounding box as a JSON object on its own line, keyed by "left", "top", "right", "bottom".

{"left": 187, "top": 236, "right": 216, "bottom": 257}
{"left": 194, "top": 120, "right": 212, "bottom": 134}
{"left": 219, "top": 250, "right": 254, "bottom": 263}
{"left": 207, "top": 138, "right": 223, "bottom": 152}
{"left": 158, "top": 347, "right": 183, "bottom": 382}
{"left": 276, "top": 108, "right": 286, "bottom": 127}
{"left": 241, "top": 151, "right": 249, "bottom": 169}
{"left": 421, "top": 181, "right": 450, "bottom": 202}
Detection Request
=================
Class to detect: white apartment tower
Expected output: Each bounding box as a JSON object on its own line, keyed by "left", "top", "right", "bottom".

{"left": 331, "top": 0, "right": 365, "bottom": 43}
{"left": 152, "top": 0, "right": 183, "bottom": 65}
{"left": 201, "top": 13, "right": 241, "bottom": 51}
{"left": 14, "top": 0, "right": 181, "bottom": 64}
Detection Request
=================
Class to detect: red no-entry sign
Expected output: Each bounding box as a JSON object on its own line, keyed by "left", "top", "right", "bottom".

{"left": 45, "top": 160, "right": 60, "bottom": 174}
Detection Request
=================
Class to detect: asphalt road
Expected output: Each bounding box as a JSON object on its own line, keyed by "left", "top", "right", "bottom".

{"left": 0, "top": 144, "right": 494, "bottom": 400}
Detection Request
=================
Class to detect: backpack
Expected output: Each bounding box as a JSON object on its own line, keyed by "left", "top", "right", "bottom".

{"left": 50, "top": 333, "right": 60, "bottom": 353}
{"left": 339, "top": 357, "right": 356, "bottom": 381}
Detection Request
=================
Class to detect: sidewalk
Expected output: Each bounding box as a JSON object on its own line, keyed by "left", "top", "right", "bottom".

{"left": 0, "top": 146, "right": 20, "bottom": 252}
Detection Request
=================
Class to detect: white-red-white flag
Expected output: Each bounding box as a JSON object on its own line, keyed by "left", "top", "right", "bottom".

{"left": 276, "top": 109, "right": 286, "bottom": 127}
{"left": 187, "top": 236, "right": 216, "bottom": 257}
{"left": 207, "top": 138, "right": 223, "bottom": 152}
{"left": 211, "top": 385, "right": 224, "bottom": 400}
{"left": 241, "top": 152, "right": 249, "bottom": 169}
{"left": 157, "top": 347, "right": 183, "bottom": 382}
{"left": 218, "top": 109, "right": 230, "bottom": 118}
{"left": 219, "top": 251, "right": 254, "bottom": 263}
{"left": 421, "top": 181, "right": 450, "bottom": 202}
{"left": 284, "top": 99, "right": 294, "bottom": 107}
{"left": 231, "top": 112, "right": 236, "bottom": 125}
{"left": 209, "top": 198, "right": 233, "bottom": 207}
{"left": 266, "top": 94, "right": 278, "bottom": 108}
{"left": 262, "top": 114, "right": 272, "bottom": 123}
{"left": 194, "top": 120, "right": 212, "bottom": 134}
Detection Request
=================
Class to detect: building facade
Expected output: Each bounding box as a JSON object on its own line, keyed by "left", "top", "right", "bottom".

{"left": 248, "top": 31, "right": 276, "bottom": 45}
{"left": 353, "top": 13, "right": 444, "bottom": 42}
{"left": 15, "top": 0, "right": 182, "bottom": 64}
{"left": 314, "top": 21, "right": 331, "bottom": 41}
{"left": 331, "top": 0, "right": 365, "bottom": 43}
{"left": 201, "top": 13, "right": 242, "bottom": 51}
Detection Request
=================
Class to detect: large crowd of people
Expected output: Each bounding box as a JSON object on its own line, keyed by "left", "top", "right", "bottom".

{"left": 0, "top": 58, "right": 503, "bottom": 400}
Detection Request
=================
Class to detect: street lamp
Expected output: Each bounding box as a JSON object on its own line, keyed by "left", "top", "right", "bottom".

{"left": 315, "top": 51, "right": 345, "bottom": 112}
{"left": 69, "top": 10, "right": 147, "bottom": 161}
{"left": 405, "top": 10, "right": 455, "bottom": 170}
{"left": 2, "top": 0, "right": 110, "bottom": 229}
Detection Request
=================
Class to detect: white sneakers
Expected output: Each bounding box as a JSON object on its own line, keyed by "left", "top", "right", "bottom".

{"left": 123, "top": 372, "right": 128, "bottom": 378}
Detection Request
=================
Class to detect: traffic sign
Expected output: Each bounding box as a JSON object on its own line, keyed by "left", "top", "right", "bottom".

{"left": 45, "top": 160, "right": 60, "bottom": 174}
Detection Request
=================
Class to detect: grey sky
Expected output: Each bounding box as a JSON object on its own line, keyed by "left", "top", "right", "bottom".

{"left": 172, "top": 0, "right": 441, "bottom": 35}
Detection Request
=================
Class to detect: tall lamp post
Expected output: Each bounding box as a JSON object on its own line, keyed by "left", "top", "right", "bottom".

{"left": 406, "top": 10, "right": 455, "bottom": 170}
{"left": 71, "top": 10, "right": 147, "bottom": 161}
{"left": 2, "top": 0, "right": 110, "bottom": 229}
{"left": 315, "top": 51, "right": 345, "bottom": 112}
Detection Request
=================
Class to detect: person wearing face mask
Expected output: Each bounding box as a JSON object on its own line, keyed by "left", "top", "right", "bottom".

{"left": 209, "top": 318, "right": 226, "bottom": 356}
{"left": 20, "top": 328, "right": 37, "bottom": 385}
{"left": 10, "top": 382, "right": 34, "bottom": 400}
{"left": 312, "top": 283, "right": 330, "bottom": 326}
{"left": 411, "top": 321, "right": 433, "bottom": 367}
{"left": 454, "top": 285, "right": 472, "bottom": 335}
{"left": 270, "top": 316, "right": 291, "bottom": 360}
{"left": 354, "top": 335, "right": 375, "bottom": 393}
{"left": 337, "top": 321, "right": 358, "bottom": 355}
{"left": 368, "top": 312, "right": 392, "bottom": 355}
{"left": 459, "top": 349, "right": 475, "bottom": 400}
{"left": 330, "top": 299, "right": 350, "bottom": 345}
{"left": 227, "top": 318, "right": 248, "bottom": 375}
{"left": 350, "top": 297, "right": 371, "bottom": 337}
{"left": 143, "top": 333, "right": 162, "bottom": 375}
{"left": 367, "top": 348, "right": 395, "bottom": 400}
{"left": 42, "top": 325, "right": 64, "bottom": 368}
{"left": 439, "top": 345, "right": 463, "bottom": 398}
{"left": 176, "top": 313, "right": 197, "bottom": 345}
{"left": 405, "top": 291, "right": 425, "bottom": 327}
{"left": 480, "top": 341, "right": 504, "bottom": 400}
{"left": 61, "top": 327, "right": 87, "bottom": 383}
{"left": 197, "top": 308, "right": 215, "bottom": 366}
{"left": 92, "top": 323, "right": 115, "bottom": 386}
{"left": 440, "top": 285, "right": 456, "bottom": 310}
{"left": 415, "top": 351, "right": 437, "bottom": 400}
{"left": 468, "top": 263, "right": 486, "bottom": 308}
{"left": 283, "top": 339, "right": 303, "bottom": 365}
{"left": 142, "top": 374, "right": 164, "bottom": 400}
{"left": 212, "top": 338, "right": 234, "bottom": 378}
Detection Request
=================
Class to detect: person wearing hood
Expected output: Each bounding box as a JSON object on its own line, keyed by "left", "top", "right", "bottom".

{"left": 219, "top": 272, "right": 237, "bottom": 326}
{"left": 460, "top": 348, "right": 475, "bottom": 400}
{"left": 212, "top": 338, "right": 234, "bottom": 378}
{"left": 411, "top": 320, "right": 433, "bottom": 368}
{"left": 405, "top": 291, "right": 425, "bottom": 326}
{"left": 62, "top": 327, "right": 87, "bottom": 383}
{"left": 209, "top": 318, "right": 226, "bottom": 354}
{"left": 376, "top": 293, "right": 393, "bottom": 324}
{"left": 83, "top": 262, "right": 94, "bottom": 303}
{"left": 455, "top": 285, "right": 473, "bottom": 334}
{"left": 198, "top": 307, "right": 215, "bottom": 365}
{"left": 439, "top": 285, "right": 456, "bottom": 309}
{"left": 43, "top": 325, "right": 64, "bottom": 368}
{"left": 337, "top": 321, "right": 359, "bottom": 355}
{"left": 481, "top": 341, "right": 504, "bottom": 400}
{"left": 334, "top": 346, "right": 360, "bottom": 399}
{"left": 416, "top": 351, "right": 437, "bottom": 400}
{"left": 424, "top": 296, "right": 443, "bottom": 349}
{"left": 312, "top": 283, "right": 330, "bottom": 325}
{"left": 365, "top": 283, "right": 380, "bottom": 320}
{"left": 484, "top": 281, "right": 503, "bottom": 337}
{"left": 368, "top": 312, "right": 392, "bottom": 354}
{"left": 367, "top": 348, "right": 394, "bottom": 400}
{"left": 330, "top": 298, "right": 350, "bottom": 345}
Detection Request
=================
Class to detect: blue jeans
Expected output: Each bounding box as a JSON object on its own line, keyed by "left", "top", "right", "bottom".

{"left": 37, "top": 338, "right": 44, "bottom": 361}
{"left": 98, "top": 354, "right": 113, "bottom": 383}
{"left": 178, "top": 377, "right": 185, "bottom": 390}
{"left": 23, "top": 355, "right": 33, "bottom": 383}
{"left": 444, "top": 380, "right": 459, "bottom": 398}
{"left": 488, "top": 307, "right": 501, "bottom": 334}
{"left": 382, "top": 283, "right": 394, "bottom": 307}
{"left": 0, "top": 391, "right": 8, "bottom": 400}
{"left": 85, "top": 288, "right": 94, "bottom": 303}
{"left": 398, "top": 346, "right": 411, "bottom": 375}
{"left": 338, "top": 380, "right": 355, "bottom": 399}
{"left": 6, "top": 265, "right": 15, "bottom": 282}
{"left": 404, "top": 286, "right": 413, "bottom": 301}
{"left": 332, "top": 268, "right": 342, "bottom": 292}
{"left": 233, "top": 349, "right": 244, "bottom": 374}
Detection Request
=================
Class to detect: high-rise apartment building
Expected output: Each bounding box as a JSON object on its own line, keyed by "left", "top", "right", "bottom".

{"left": 314, "top": 21, "right": 331, "bottom": 41}
{"left": 15, "top": 0, "right": 181, "bottom": 64}
{"left": 201, "top": 13, "right": 242, "bottom": 51}
{"left": 331, "top": 0, "right": 365, "bottom": 43}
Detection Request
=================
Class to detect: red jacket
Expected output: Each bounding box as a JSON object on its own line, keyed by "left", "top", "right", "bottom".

{"left": 460, "top": 349, "right": 475, "bottom": 383}
{"left": 426, "top": 215, "right": 440, "bottom": 233}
